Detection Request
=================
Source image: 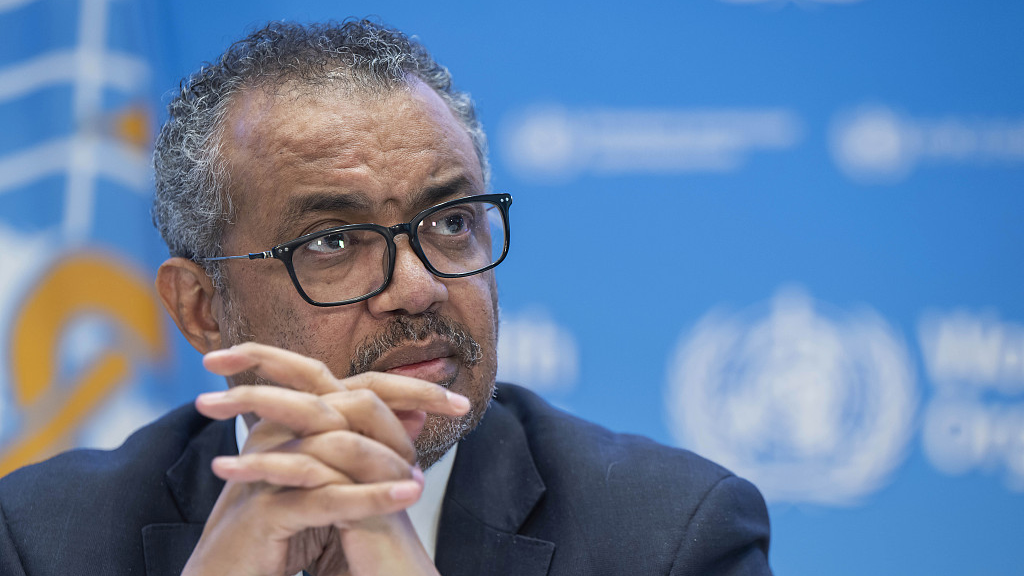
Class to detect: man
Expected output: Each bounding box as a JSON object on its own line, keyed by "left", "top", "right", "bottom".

{"left": 0, "top": 20, "right": 771, "bottom": 575}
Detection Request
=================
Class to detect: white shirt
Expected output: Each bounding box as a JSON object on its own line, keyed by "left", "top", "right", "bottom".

{"left": 234, "top": 415, "right": 456, "bottom": 566}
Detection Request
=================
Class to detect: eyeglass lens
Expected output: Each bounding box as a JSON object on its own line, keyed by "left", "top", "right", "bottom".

{"left": 290, "top": 200, "right": 506, "bottom": 304}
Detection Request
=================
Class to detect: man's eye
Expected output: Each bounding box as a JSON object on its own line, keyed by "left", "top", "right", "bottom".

{"left": 306, "top": 232, "right": 349, "bottom": 253}
{"left": 428, "top": 211, "right": 472, "bottom": 236}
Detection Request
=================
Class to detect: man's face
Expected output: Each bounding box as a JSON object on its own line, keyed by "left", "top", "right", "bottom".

{"left": 215, "top": 79, "right": 498, "bottom": 468}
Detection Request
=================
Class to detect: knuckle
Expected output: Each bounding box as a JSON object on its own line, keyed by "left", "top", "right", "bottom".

{"left": 252, "top": 487, "right": 276, "bottom": 508}
{"left": 314, "top": 396, "right": 350, "bottom": 429}
{"left": 311, "top": 395, "right": 333, "bottom": 416}
{"left": 294, "top": 457, "right": 319, "bottom": 484}
{"left": 344, "top": 435, "right": 371, "bottom": 463}
{"left": 389, "top": 455, "right": 413, "bottom": 480}
{"left": 340, "top": 431, "right": 372, "bottom": 462}
{"left": 349, "top": 388, "right": 381, "bottom": 409}
{"left": 311, "top": 396, "right": 345, "bottom": 427}
{"left": 316, "top": 429, "right": 351, "bottom": 453}
{"left": 333, "top": 411, "right": 351, "bottom": 430}
{"left": 311, "top": 430, "right": 353, "bottom": 462}
{"left": 346, "top": 371, "right": 376, "bottom": 389}
{"left": 399, "top": 443, "right": 416, "bottom": 464}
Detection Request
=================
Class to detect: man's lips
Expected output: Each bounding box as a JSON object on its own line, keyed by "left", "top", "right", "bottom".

{"left": 373, "top": 341, "right": 459, "bottom": 383}
{"left": 386, "top": 357, "right": 451, "bottom": 377}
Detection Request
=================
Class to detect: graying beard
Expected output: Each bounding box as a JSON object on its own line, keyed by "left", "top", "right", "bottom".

{"left": 348, "top": 311, "right": 482, "bottom": 377}
{"left": 414, "top": 413, "right": 473, "bottom": 470}
{"left": 415, "top": 387, "right": 495, "bottom": 470}
{"left": 221, "top": 288, "right": 256, "bottom": 348}
{"left": 349, "top": 311, "right": 489, "bottom": 469}
{"left": 220, "top": 304, "right": 491, "bottom": 468}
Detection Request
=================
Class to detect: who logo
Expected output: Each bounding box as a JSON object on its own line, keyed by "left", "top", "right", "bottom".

{"left": 666, "top": 287, "right": 918, "bottom": 505}
{"left": 0, "top": 0, "right": 168, "bottom": 475}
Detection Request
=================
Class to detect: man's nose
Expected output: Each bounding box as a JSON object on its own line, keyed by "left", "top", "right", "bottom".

{"left": 366, "top": 237, "right": 448, "bottom": 317}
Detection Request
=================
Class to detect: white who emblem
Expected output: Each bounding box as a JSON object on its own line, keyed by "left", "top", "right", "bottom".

{"left": 666, "top": 287, "right": 918, "bottom": 505}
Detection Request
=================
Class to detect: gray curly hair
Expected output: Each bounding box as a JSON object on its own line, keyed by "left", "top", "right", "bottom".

{"left": 152, "top": 19, "right": 490, "bottom": 284}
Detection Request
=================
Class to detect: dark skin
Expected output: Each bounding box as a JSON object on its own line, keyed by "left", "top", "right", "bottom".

{"left": 156, "top": 79, "right": 498, "bottom": 575}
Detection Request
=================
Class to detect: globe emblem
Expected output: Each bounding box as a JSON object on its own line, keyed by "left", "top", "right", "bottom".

{"left": 501, "top": 106, "right": 579, "bottom": 181}
{"left": 666, "top": 287, "right": 918, "bottom": 505}
{"left": 829, "top": 106, "right": 917, "bottom": 184}
{"left": 497, "top": 308, "right": 579, "bottom": 393}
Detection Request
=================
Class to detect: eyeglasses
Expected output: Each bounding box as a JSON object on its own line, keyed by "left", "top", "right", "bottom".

{"left": 196, "top": 193, "right": 511, "bottom": 307}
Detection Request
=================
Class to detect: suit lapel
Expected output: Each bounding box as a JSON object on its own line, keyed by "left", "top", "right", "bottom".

{"left": 435, "top": 400, "right": 555, "bottom": 576}
{"left": 138, "top": 400, "right": 556, "bottom": 576}
{"left": 142, "top": 416, "right": 235, "bottom": 576}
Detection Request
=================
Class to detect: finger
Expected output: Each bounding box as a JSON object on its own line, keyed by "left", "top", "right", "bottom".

{"left": 203, "top": 343, "right": 342, "bottom": 395}
{"left": 196, "top": 386, "right": 347, "bottom": 437}
{"left": 273, "top": 481, "right": 423, "bottom": 532}
{"left": 204, "top": 344, "right": 471, "bottom": 416}
{"left": 343, "top": 372, "right": 471, "bottom": 416}
{"left": 287, "top": 429, "right": 415, "bottom": 484}
{"left": 228, "top": 389, "right": 418, "bottom": 464}
{"left": 318, "top": 389, "right": 416, "bottom": 463}
{"left": 211, "top": 453, "right": 354, "bottom": 488}
{"left": 394, "top": 409, "right": 427, "bottom": 440}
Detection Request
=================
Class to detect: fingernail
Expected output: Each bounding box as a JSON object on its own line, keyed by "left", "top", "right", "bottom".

{"left": 390, "top": 480, "right": 421, "bottom": 502}
{"left": 411, "top": 465, "right": 424, "bottom": 485}
{"left": 202, "top": 350, "right": 233, "bottom": 369}
{"left": 446, "top": 391, "right": 471, "bottom": 411}
{"left": 213, "top": 456, "right": 239, "bottom": 470}
{"left": 197, "top": 391, "right": 229, "bottom": 404}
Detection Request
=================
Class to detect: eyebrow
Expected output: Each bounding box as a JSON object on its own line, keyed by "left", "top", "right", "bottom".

{"left": 274, "top": 176, "right": 477, "bottom": 240}
{"left": 409, "top": 176, "right": 475, "bottom": 211}
{"left": 276, "top": 192, "right": 373, "bottom": 239}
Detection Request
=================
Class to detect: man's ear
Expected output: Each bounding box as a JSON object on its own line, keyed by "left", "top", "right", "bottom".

{"left": 156, "top": 257, "right": 223, "bottom": 354}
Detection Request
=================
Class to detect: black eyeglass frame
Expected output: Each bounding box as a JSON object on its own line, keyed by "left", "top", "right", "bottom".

{"left": 196, "top": 193, "right": 512, "bottom": 307}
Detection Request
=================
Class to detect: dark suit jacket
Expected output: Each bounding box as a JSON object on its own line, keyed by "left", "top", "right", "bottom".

{"left": 0, "top": 384, "right": 771, "bottom": 575}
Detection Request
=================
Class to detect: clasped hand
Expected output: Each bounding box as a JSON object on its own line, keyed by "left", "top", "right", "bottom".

{"left": 181, "top": 343, "right": 470, "bottom": 576}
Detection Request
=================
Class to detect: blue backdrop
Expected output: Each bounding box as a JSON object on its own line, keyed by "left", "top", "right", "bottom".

{"left": 2, "top": 1, "right": 1023, "bottom": 574}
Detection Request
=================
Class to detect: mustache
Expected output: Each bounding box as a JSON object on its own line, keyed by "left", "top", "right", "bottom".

{"left": 348, "top": 311, "right": 483, "bottom": 377}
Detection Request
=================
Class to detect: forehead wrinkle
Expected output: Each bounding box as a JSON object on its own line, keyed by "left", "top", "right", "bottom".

{"left": 222, "top": 94, "right": 374, "bottom": 227}
{"left": 220, "top": 80, "right": 484, "bottom": 249}
{"left": 264, "top": 83, "right": 473, "bottom": 183}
